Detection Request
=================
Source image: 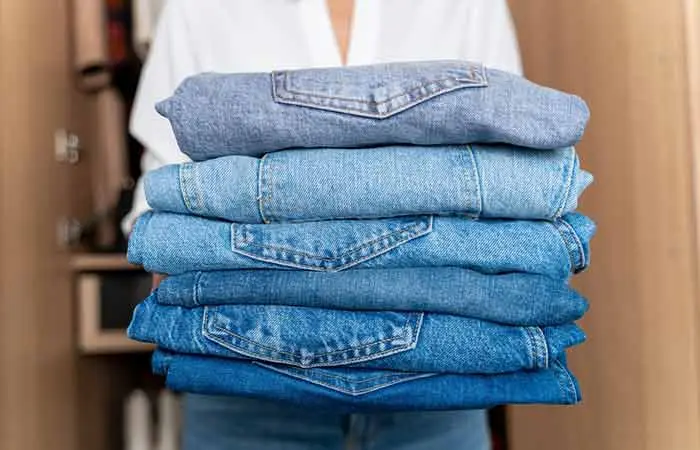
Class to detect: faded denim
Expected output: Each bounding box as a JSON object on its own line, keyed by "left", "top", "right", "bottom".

{"left": 155, "top": 268, "right": 588, "bottom": 326}
{"left": 145, "top": 145, "right": 592, "bottom": 223}
{"left": 128, "top": 296, "right": 585, "bottom": 375}
{"left": 156, "top": 60, "right": 590, "bottom": 160}
{"left": 127, "top": 212, "right": 595, "bottom": 278}
{"left": 152, "top": 350, "right": 581, "bottom": 412}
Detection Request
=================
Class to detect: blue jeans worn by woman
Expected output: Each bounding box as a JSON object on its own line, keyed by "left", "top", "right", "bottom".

{"left": 183, "top": 394, "right": 491, "bottom": 450}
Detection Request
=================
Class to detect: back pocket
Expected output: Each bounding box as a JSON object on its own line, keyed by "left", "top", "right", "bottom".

{"left": 272, "top": 60, "right": 488, "bottom": 119}
{"left": 202, "top": 305, "right": 423, "bottom": 368}
{"left": 231, "top": 216, "right": 432, "bottom": 272}
{"left": 255, "top": 363, "right": 436, "bottom": 396}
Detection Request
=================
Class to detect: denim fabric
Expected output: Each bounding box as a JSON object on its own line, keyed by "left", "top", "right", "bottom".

{"left": 145, "top": 145, "right": 592, "bottom": 223}
{"left": 128, "top": 212, "right": 595, "bottom": 278}
{"left": 156, "top": 61, "right": 590, "bottom": 160}
{"left": 182, "top": 394, "right": 491, "bottom": 450}
{"left": 153, "top": 350, "right": 581, "bottom": 412}
{"left": 155, "top": 268, "right": 588, "bottom": 326}
{"left": 128, "top": 296, "right": 585, "bottom": 374}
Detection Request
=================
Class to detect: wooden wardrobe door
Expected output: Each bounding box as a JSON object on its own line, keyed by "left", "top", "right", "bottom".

{"left": 507, "top": 1, "right": 700, "bottom": 449}
{"left": 0, "top": 1, "right": 79, "bottom": 449}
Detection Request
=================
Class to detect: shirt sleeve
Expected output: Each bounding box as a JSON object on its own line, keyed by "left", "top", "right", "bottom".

{"left": 122, "top": 0, "right": 197, "bottom": 235}
{"left": 461, "top": 0, "right": 523, "bottom": 76}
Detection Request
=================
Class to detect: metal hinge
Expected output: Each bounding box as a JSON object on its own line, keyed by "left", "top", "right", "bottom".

{"left": 54, "top": 129, "right": 81, "bottom": 165}
{"left": 56, "top": 217, "right": 83, "bottom": 249}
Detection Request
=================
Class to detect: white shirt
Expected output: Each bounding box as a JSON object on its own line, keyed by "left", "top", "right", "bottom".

{"left": 124, "top": 0, "right": 522, "bottom": 233}
{"left": 132, "top": 0, "right": 167, "bottom": 58}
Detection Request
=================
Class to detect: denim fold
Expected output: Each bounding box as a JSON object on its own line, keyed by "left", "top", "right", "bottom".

{"left": 156, "top": 60, "right": 589, "bottom": 160}
{"left": 155, "top": 268, "right": 588, "bottom": 326}
{"left": 145, "top": 145, "right": 592, "bottom": 223}
{"left": 152, "top": 350, "right": 581, "bottom": 412}
{"left": 128, "top": 212, "right": 595, "bottom": 278}
{"left": 128, "top": 296, "right": 585, "bottom": 375}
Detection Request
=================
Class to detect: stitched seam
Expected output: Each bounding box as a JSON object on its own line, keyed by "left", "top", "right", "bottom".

{"left": 521, "top": 327, "right": 535, "bottom": 369}
{"left": 262, "top": 365, "right": 433, "bottom": 386}
{"left": 529, "top": 327, "right": 544, "bottom": 369}
{"left": 278, "top": 73, "right": 486, "bottom": 105}
{"left": 532, "top": 327, "right": 549, "bottom": 369}
{"left": 235, "top": 220, "right": 430, "bottom": 261}
{"left": 257, "top": 154, "right": 271, "bottom": 224}
{"left": 552, "top": 218, "right": 586, "bottom": 272}
{"left": 554, "top": 359, "right": 578, "bottom": 403}
{"left": 193, "top": 271, "right": 203, "bottom": 307}
{"left": 207, "top": 312, "right": 419, "bottom": 360}
{"left": 466, "top": 145, "right": 483, "bottom": 218}
{"left": 228, "top": 246, "right": 384, "bottom": 272}
{"left": 206, "top": 329, "right": 419, "bottom": 368}
{"left": 255, "top": 362, "right": 436, "bottom": 396}
{"left": 552, "top": 148, "right": 577, "bottom": 219}
{"left": 262, "top": 368, "right": 415, "bottom": 385}
{"left": 273, "top": 84, "right": 483, "bottom": 119}
{"left": 180, "top": 164, "right": 195, "bottom": 212}
{"left": 561, "top": 219, "right": 586, "bottom": 270}
{"left": 548, "top": 220, "right": 576, "bottom": 272}
{"left": 269, "top": 209, "right": 471, "bottom": 222}
{"left": 194, "top": 164, "right": 205, "bottom": 212}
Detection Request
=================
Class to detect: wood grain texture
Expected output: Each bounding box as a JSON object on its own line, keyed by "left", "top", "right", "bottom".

{"left": 507, "top": 1, "right": 700, "bottom": 449}
{"left": 0, "top": 1, "right": 77, "bottom": 449}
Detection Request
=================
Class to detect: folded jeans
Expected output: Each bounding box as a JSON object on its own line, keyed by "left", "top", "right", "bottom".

{"left": 156, "top": 60, "right": 589, "bottom": 160}
{"left": 128, "top": 297, "right": 585, "bottom": 375}
{"left": 152, "top": 349, "right": 581, "bottom": 412}
{"left": 155, "top": 268, "right": 588, "bottom": 326}
{"left": 128, "top": 212, "right": 595, "bottom": 278}
{"left": 145, "top": 145, "right": 592, "bottom": 223}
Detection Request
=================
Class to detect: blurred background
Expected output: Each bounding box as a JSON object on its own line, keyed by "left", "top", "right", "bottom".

{"left": 1, "top": 1, "right": 700, "bottom": 449}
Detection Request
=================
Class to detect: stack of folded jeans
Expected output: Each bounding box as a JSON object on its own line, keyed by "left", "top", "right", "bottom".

{"left": 127, "top": 60, "right": 595, "bottom": 413}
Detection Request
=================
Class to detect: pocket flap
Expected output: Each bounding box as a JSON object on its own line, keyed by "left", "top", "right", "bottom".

{"left": 255, "top": 363, "right": 436, "bottom": 396}
{"left": 272, "top": 60, "right": 488, "bottom": 119}
{"left": 231, "top": 216, "right": 432, "bottom": 271}
{"left": 203, "top": 305, "right": 423, "bottom": 368}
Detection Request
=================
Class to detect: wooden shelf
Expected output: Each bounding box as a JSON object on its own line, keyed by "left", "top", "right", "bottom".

{"left": 70, "top": 253, "right": 139, "bottom": 271}
{"left": 79, "top": 331, "right": 154, "bottom": 355}
{"left": 77, "top": 268, "right": 152, "bottom": 355}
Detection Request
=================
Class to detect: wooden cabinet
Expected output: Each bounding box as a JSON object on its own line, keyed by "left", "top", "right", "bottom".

{"left": 0, "top": 1, "right": 78, "bottom": 449}
{"left": 507, "top": 1, "right": 700, "bottom": 449}
{"left": 0, "top": 2, "right": 150, "bottom": 450}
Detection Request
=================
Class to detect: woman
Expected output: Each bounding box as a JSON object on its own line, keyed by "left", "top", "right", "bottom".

{"left": 127, "top": 1, "right": 522, "bottom": 448}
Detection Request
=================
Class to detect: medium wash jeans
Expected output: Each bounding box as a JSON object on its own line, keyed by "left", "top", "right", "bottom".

{"left": 153, "top": 350, "right": 581, "bottom": 412}
{"left": 128, "top": 212, "right": 594, "bottom": 278}
{"left": 182, "top": 394, "right": 491, "bottom": 450}
{"left": 154, "top": 268, "right": 588, "bottom": 326}
{"left": 156, "top": 60, "right": 589, "bottom": 160}
{"left": 145, "top": 145, "right": 592, "bottom": 223}
{"left": 128, "top": 296, "right": 585, "bottom": 375}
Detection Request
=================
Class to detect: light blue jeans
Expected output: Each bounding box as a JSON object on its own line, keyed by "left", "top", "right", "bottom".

{"left": 145, "top": 145, "right": 591, "bottom": 223}
{"left": 128, "top": 212, "right": 594, "bottom": 278}
{"left": 156, "top": 60, "right": 589, "bottom": 160}
{"left": 182, "top": 394, "right": 491, "bottom": 450}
